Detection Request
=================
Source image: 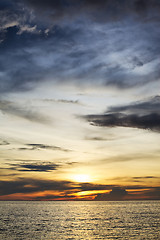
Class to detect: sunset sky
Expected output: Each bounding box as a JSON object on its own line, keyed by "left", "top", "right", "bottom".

{"left": 0, "top": 0, "right": 160, "bottom": 201}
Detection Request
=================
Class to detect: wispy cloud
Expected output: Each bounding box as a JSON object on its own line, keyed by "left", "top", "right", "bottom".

{"left": 0, "top": 139, "right": 10, "bottom": 145}
{"left": 111, "top": 176, "right": 160, "bottom": 184}
{"left": 0, "top": 100, "right": 50, "bottom": 124}
{"left": 17, "top": 143, "right": 71, "bottom": 152}
{"left": 85, "top": 136, "right": 108, "bottom": 141}
{"left": 43, "top": 99, "right": 80, "bottom": 105}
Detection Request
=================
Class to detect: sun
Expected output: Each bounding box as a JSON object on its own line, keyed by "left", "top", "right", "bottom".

{"left": 73, "top": 174, "right": 91, "bottom": 183}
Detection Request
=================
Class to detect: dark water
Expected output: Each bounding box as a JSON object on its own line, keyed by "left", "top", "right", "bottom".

{"left": 0, "top": 201, "right": 159, "bottom": 240}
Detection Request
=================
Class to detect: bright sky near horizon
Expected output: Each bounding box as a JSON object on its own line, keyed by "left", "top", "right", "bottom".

{"left": 0, "top": 0, "right": 160, "bottom": 201}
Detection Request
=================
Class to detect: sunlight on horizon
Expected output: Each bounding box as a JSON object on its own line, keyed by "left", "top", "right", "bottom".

{"left": 72, "top": 174, "right": 91, "bottom": 183}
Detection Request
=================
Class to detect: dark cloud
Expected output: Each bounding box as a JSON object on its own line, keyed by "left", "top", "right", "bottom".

{"left": 0, "top": 178, "right": 112, "bottom": 196}
{"left": 0, "top": 100, "right": 50, "bottom": 124}
{"left": 21, "top": 0, "right": 160, "bottom": 23}
{"left": 124, "top": 186, "right": 160, "bottom": 200}
{"left": 84, "top": 96, "right": 160, "bottom": 132}
{"left": 0, "top": 177, "right": 159, "bottom": 200}
{"left": 2, "top": 159, "right": 77, "bottom": 173}
{"left": 107, "top": 96, "right": 160, "bottom": 115}
{"left": 94, "top": 187, "right": 160, "bottom": 201}
{"left": 0, "top": 0, "right": 159, "bottom": 94}
{"left": 0, "top": 177, "right": 113, "bottom": 196}
{"left": 142, "top": 187, "right": 160, "bottom": 200}
{"left": 108, "top": 187, "right": 128, "bottom": 198}
{"left": 1, "top": 0, "right": 159, "bottom": 37}
{"left": 9, "top": 162, "right": 59, "bottom": 172}
{"left": 0, "top": 0, "right": 38, "bottom": 43}
{"left": 20, "top": 143, "right": 71, "bottom": 152}
{"left": 0, "top": 178, "right": 113, "bottom": 199}
{"left": 113, "top": 176, "right": 159, "bottom": 181}
{"left": 85, "top": 113, "right": 160, "bottom": 131}
{"left": 95, "top": 187, "right": 128, "bottom": 201}
{"left": 0, "top": 178, "right": 75, "bottom": 196}
{"left": 132, "top": 176, "right": 159, "bottom": 180}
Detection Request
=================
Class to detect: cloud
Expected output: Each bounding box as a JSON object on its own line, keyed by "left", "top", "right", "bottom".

{"left": 113, "top": 176, "right": 160, "bottom": 181}
{"left": 111, "top": 176, "right": 160, "bottom": 185}
{"left": 21, "top": 0, "right": 160, "bottom": 23}
{"left": 80, "top": 183, "right": 114, "bottom": 192}
{"left": 0, "top": 177, "right": 112, "bottom": 196}
{"left": 131, "top": 176, "right": 159, "bottom": 180}
{"left": 2, "top": 159, "right": 77, "bottom": 173}
{"left": 94, "top": 186, "right": 160, "bottom": 201}
{"left": 9, "top": 162, "right": 59, "bottom": 172}
{"left": 0, "top": 0, "right": 159, "bottom": 95}
{"left": 85, "top": 113, "right": 160, "bottom": 131}
{"left": 17, "top": 143, "right": 71, "bottom": 152}
{"left": 0, "top": 178, "right": 113, "bottom": 197}
{"left": 0, "top": 100, "right": 50, "bottom": 124}
{"left": 0, "top": 178, "right": 75, "bottom": 196}
{"left": 107, "top": 96, "right": 160, "bottom": 115}
{"left": 84, "top": 96, "right": 160, "bottom": 132}
{"left": 0, "top": 177, "right": 159, "bottom": 200}
{"left": 85, "top": 136, "right": 108, "bottom": 141}
{"left": 0, "top": 139, "right": 10, "bottom": 145}
{"left": 95, "top": 187, "right": 128, "bottom": 201}
{"left": 0, "top": 0, "right": 39, "bottom": 42}
{"left": 43, "top": 99, "right": 80, "bottom": 105}
{"left": 100, "top": 153, "right": 152, "bottom": 164}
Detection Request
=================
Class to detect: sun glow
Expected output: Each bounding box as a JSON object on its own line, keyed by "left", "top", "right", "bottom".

{"left": 73, "top": 174, "right": 91, "bottom": 183}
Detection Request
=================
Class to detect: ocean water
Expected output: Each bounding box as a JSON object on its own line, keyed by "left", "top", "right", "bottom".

{"left": 0, "top": 201, "right": 159, "bottom": 240}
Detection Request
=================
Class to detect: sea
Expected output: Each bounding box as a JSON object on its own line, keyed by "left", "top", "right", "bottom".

{"left": 0, "top": 201, "right": 159, "bottom": 240}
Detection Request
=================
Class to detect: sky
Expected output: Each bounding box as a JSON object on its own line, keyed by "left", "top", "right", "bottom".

{"left": 0, "top": 0, "right": 160, "bottom": 201}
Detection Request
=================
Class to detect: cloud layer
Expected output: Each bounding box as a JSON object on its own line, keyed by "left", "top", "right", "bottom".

{"left": 0, "top": 177, "right": 159, "bottom": 200}
{"left": 0, "top": 0, "right": 160, "bottom": 94}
